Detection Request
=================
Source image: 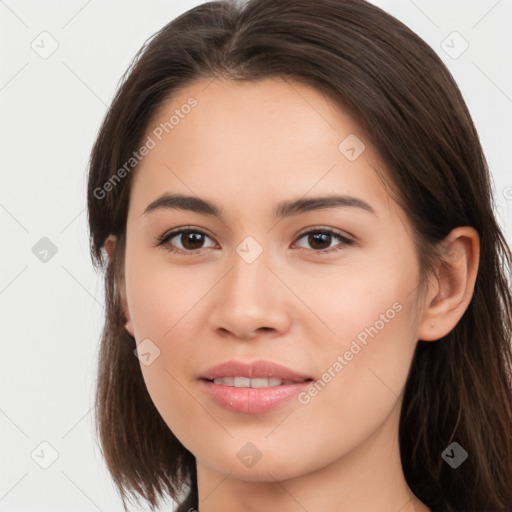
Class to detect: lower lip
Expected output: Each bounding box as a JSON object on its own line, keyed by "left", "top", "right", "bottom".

{"left": 199, "top": 379, "right": 311, "bottom": 414}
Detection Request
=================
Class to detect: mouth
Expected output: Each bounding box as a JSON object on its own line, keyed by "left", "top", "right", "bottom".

{"left": 199, "top": 359, "right": 313, "bottom": 382}
{"left": 198, "top": 359, "right": 314, "bottom": 414}
{"left": 201, "top": 376, "right": 313, "bottom": 387}
{"left": 199, "top": 378, "right": 313, "bottom": 414}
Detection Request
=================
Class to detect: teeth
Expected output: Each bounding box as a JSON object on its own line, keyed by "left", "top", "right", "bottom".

{"left": 212, "top": 377, "right": 296, "bottom": 387}
{"left": 234, "top": 377, "right": 251, "bottom": 387}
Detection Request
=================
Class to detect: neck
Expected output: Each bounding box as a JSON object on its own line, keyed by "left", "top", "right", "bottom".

{"left": 194, "top": 400, "right": 430, "bottom": 512}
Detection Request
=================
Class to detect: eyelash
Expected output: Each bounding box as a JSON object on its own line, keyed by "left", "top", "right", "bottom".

{"left": 155, "top": 226, "right": 354, "bottom": 256}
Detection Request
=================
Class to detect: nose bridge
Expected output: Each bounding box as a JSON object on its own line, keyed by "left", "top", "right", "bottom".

{"left": 210, "top": 239, "right": 290, "bottom": 338}
{"left": 225, "top": 242, "right": 274, "bottom": 310}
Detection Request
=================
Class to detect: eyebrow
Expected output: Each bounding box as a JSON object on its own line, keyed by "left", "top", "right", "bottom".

{"left": 142, "top": 193, "right": 375, "bottom": 219}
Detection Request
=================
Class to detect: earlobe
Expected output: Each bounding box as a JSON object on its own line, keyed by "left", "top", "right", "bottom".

{"left": 105, "top": 234, "right": 135, "bottom": 337}
{"left": 417, "top": 227, "right": 480, "bottom": 342}
{"left": 123, "top": 300, "right": 135, "bottom": 337}
{"left": 105, "top": 235, "right": 116, "bottom": 262}
{"left": 119, "top": 286, "right": 135, "bottom": 337}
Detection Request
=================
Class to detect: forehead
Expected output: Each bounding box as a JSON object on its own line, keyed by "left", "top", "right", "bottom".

{"left": 128, "top": 77, "right": 392, "bottom": 220}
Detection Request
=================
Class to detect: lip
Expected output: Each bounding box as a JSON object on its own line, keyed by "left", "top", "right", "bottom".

{"left": 199, "top": 359, "right": 312, "bottom": 382}
{"left": 199, "top": 380, "right": 311, "bottom": 414}
{"left": 198, "top": 360, "right": 313, "bottom": 414}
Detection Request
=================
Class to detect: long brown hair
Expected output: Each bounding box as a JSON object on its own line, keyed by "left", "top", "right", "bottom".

{"left": 87, "top": 0, "right": 512, "bottom": 510}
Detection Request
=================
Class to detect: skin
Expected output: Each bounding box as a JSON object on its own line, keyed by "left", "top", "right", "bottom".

{"left": 105, "top": 77, "right": 479, "bottom": 512}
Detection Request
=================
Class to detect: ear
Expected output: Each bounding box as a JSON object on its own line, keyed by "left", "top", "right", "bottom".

{"left": 105, "top": 234, "right": 135, "bottom": 337}
{"left": 105, "top": 234, "right": 116, "bottom": 262}
{"left": 417, "top": 226, "right": 480, "bottom": 341}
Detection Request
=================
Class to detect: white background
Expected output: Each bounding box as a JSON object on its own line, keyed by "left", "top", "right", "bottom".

{"left": 1, "top": 1, "right": 511, "bottom": 510}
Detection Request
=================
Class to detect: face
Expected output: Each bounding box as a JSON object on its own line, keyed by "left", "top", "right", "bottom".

{"left": 121, "top": 77, "right": 425, "bottom": 481}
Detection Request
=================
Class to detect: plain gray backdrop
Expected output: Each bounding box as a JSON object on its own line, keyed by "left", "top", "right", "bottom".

{"left": 1, "top": 0, "right": 511, "bottom": 510}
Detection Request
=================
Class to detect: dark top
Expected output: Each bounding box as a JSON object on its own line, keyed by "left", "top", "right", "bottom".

{"left": 176, "top": 484, "right": 453, "bottom": 512}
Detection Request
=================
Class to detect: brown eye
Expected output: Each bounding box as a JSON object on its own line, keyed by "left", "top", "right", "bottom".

{"left": 176, "top": 230, "right": 207, "bottom": 250}
{"left": 295, "top": 228, "right": 353, "bottom": 254}
{"left": 157, "top": 228, "right": 216, "bottom": 254}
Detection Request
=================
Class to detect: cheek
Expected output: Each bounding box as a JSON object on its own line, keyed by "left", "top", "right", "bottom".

{"left": 329, "top": 300, "right": 417, "bottom": 402}
{"left": 276, "top": 297, "right": 418, "bottom": 475}
{"left": 299, "top": 253, "right": 417, "bottom": 353}
{"left": 124, "top": 254, "right": 210, "bottom": 443}
{"left": 125, "top": 249, "right": 202, "bottom": 340}
{"left": 297, "top": 253, "right": 420, "bottom": 424}
{"left": 139, "top": 359, "right": 202, "bottom": 457}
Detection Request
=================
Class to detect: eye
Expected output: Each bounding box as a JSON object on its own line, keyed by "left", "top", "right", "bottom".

{"left": 156, "top": 227, "right": 216, "bottom": 255}
{"left": 294, "top": 227, "right": 354, "bottom": 254}
{"left": 156, "top": 226, "right": 354, "bottom": 255}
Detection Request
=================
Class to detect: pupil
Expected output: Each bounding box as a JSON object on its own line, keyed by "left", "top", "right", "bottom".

{"left": 309, "top": 232, "right": 330, "bottom": 250}
{"left": 183, "top": 231, "right": 204, "bottom": 250}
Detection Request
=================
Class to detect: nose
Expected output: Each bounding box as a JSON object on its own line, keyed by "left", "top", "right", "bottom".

{"left": 208, "top": 249, "right": 292, "bottom": 341}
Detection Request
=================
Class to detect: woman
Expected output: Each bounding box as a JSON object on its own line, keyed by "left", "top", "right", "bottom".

{"left": 87, "top": 0, "right": 512, "bottom": 511}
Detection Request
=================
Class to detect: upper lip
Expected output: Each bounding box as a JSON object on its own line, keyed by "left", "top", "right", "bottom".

{"left": 200, "top": 360, "right": 313, "bottom": 382}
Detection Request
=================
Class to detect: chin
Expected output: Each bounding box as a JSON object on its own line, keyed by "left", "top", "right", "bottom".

{"left": 200, "top": 445, "right": 315, "bottom": 483}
